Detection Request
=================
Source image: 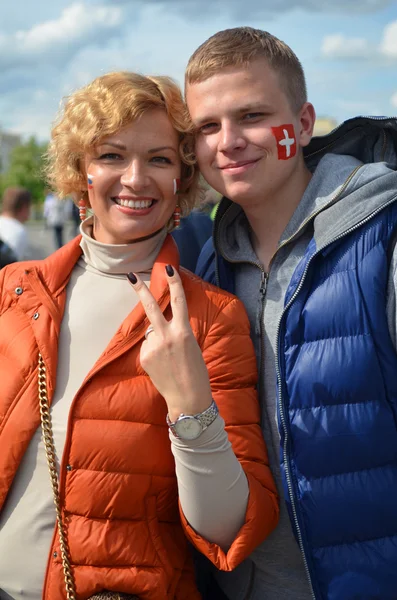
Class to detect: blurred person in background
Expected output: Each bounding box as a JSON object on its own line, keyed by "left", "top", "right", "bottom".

{"left": 0, "top": 186, "right": 32, "bottom": 261}
{"left": 43, "top": 188, "right": 68, "bottom": 248}
{"left": 0, "top": 71, "right": 278, "bottom": 600}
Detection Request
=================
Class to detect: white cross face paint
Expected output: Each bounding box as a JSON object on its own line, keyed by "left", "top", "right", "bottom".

{"left": 271, "top": 124, "right": 297, "bottom": 160}
{"left": 279, "top": 130, "right": 295, "bottom": 157}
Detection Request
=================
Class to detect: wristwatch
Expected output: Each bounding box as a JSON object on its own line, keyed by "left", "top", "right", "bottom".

{"left": 166, "top": 399, "right": 219, "bottom": 440}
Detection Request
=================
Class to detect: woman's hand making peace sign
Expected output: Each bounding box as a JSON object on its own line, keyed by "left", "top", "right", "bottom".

{"left": 127, "top": 265, "right": 213, "bottom": 421}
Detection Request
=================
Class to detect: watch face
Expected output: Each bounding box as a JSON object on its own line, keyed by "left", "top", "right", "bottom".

{"left": 174, "top": 416, "right": 203, "bottom": 440}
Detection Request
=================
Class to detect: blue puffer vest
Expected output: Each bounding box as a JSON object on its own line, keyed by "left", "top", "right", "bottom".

{"left": 197, "top": 199, "right": 397, "bottom": 599}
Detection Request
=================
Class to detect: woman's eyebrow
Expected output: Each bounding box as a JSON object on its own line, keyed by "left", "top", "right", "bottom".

{"left": 97, "top": 143, "right": 178, "bottom": 154}
{"left": 148, "top": 146, "right": 178, "bottom": 154}
{"left": 99, "top": 141, "right": 127, "bottom": 150}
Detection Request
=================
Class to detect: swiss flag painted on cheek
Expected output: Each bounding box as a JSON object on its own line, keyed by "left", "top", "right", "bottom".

{"left": 271, "top": 124, "right": 297, "bottom": 160}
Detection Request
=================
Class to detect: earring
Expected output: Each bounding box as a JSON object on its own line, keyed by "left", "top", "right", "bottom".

{"left": 173, "top": 205, "right": 181, "bottom": 229}
{"left": 78, "top": 199, "right": 87, "bottom": 222}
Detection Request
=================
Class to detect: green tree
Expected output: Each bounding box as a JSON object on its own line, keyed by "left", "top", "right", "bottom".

{"left": 0, "top": 137, "right": 48, "bottom": 204}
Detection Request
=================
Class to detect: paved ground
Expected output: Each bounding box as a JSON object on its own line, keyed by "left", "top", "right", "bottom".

{"left": 26, "top": 220, "right": 78, "bottom": 260}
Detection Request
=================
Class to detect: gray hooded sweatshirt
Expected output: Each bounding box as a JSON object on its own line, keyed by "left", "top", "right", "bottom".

{"left": 208, "top": 118, "right": 397, "bottom": 600}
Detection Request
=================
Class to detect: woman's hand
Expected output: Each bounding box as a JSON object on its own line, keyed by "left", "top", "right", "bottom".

{"left": 127, "top": 266, "right": 213, "bottom": 421}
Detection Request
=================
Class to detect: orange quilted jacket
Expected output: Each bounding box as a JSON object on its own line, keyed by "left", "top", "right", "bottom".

{"left": 0, "top": 235, "right": 278, "bottom": 599}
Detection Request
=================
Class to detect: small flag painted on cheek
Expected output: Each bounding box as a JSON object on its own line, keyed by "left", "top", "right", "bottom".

{"left": 173, "top": 178, "right": 181, "bottom": 195}
{"left": 271, "top": 124, "right": 296, "bottom": 160}
{"left": 87, "top": 174, "right": 94, "bottom": 189}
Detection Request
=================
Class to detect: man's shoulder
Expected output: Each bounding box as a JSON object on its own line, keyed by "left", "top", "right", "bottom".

{"left": 0, "top": 215, "right": 12, "bottom": 228}
{"left": 195, "top": 237, "right": 216, "bottom": 280}
{"left": 198, "top": 235, "right": 216, "bottom": 259}
{"left": 0, "top": 215, "right": 24, "bottom": 232}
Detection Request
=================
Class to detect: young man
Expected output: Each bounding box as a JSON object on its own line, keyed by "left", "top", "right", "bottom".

{"left": 0, "top": 186, "right": 32, "bottom": 261}
{"left": 186, "top": 27, "right": 397, "bottom": 600}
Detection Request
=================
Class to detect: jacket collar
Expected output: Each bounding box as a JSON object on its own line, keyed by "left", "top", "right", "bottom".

{"left": 35, "top": 236, "right": 83, "bottom": 294}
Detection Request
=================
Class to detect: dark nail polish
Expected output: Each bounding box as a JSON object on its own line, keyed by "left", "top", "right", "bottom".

{"left": 127, "top": 272, "right": 137, "bottom": 284}
{"left": 165, "top": 265, "right": 174, "bottom": 277}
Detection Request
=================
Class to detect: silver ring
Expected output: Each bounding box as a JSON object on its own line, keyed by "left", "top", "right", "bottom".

{"left": 144, "top": 325, "right": 155, "bottom": 340}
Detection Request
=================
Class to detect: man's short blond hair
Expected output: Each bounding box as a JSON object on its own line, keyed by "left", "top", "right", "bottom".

{"left": 185, "top": 27, "right": 307, "bottom": 113}
{"left": 45, "top": 72, "right": 200, "bottom": 217}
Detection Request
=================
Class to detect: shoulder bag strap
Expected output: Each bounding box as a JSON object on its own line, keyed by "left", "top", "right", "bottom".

{"left": 38, "top": 353, "right": 77, "bottom": 600}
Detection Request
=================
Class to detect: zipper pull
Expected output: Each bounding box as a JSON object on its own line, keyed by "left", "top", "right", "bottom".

{"left": 254, "top": 271, "right": 268, "bottom": 337}
{"left": 260, "top": 271, "right": 268, "bottom": 296}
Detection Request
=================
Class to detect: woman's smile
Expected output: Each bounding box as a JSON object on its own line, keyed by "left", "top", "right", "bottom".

{"left": 111, "top": 195, "right": 157, "bottom": 215}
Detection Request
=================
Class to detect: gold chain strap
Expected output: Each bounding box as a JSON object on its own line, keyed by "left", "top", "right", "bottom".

{"left": 38, "top": 353, "right": 77, "bottom": 600}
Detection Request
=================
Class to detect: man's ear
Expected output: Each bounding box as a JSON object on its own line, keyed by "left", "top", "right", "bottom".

{"left": 298, "top": 102, "right": 316, "bottom": 148}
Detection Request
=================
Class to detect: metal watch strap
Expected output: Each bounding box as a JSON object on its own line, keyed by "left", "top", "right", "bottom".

{"left": 166, "top": 399, "right": 218, "bottom": 433}
{"left": 196, "top": 399, "right": 218, "bottom": 428}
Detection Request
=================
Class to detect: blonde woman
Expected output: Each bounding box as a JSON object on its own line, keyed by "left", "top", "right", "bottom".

{"left": 0, "top": 72, "right": 278, "bottom": 600}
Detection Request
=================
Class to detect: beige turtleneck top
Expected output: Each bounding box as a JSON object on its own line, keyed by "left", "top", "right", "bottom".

{"left": 0, "top": 219, "right": 248, "bottom": 600}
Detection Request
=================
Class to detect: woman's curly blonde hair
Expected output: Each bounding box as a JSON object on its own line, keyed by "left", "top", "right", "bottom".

{"left": 44, "top": 71, "right": 201, "bottom": 219}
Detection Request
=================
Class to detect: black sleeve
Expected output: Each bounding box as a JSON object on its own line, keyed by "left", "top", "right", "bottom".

{"left": 0, "top": 240, "right": 18, "bottom": 269}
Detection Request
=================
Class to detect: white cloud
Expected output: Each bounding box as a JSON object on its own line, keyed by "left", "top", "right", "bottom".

{"left": 0, "top": 3, "right": 122, "bottom": 71}
{"left": 321, "top": 34, "right": 372, "bottom": 58}
{"left": 16, "top": 3, "right": 121, "bottom": 52}
{"left": 379, "top": 20, "right": 397, "bottom": 58}
{"left": 391, "top": 92, "right": 397, "bottom": 109}
{"left": 321, "top": 19, "right": 397, "bottom": 61}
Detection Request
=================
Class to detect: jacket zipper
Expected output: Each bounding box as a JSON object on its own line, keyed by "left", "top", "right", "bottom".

{"left": 274, "top": 192, "right": 397, "bottom": 600}
{"left": 213, "top": 164, "right": 368, "bottom": 599}
{"left": 212, "top": 234, "right": 317, "bottom": 596}
{"left": 258, "top": 271, "right": 269, "bottom": 412}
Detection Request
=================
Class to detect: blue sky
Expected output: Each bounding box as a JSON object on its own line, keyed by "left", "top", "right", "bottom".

{"left": 0, "top": 0, "right": 396, "bottom": 141}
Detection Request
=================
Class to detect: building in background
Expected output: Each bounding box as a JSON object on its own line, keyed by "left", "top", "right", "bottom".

{"left": 313, "top": 117, "right": 338, "bottom": 137}
{"left": 0, "top": 128, "right": 21, "bottom": 173}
